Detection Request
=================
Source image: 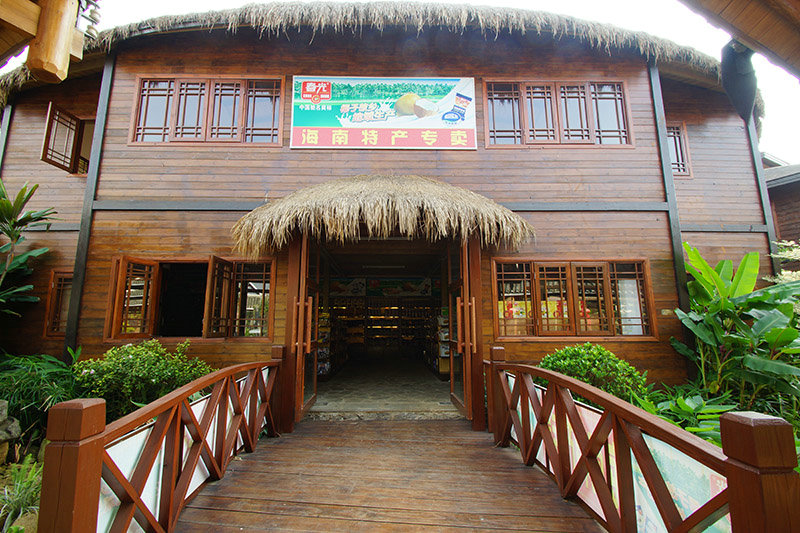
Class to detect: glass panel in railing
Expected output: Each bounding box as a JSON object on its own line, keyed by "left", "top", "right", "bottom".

{"left": 187, "top": 454, "right": 211, "bottom": 498}
{"left": 139, "top": 441, "right": 164, "bottom": 518}
{"left": 641, "top": 434, "right": 731, "bottom": 532}
{"left": 107, "top": 423, "right": 154, "bottom": 480}
{"left": 532, "top": 385, "right": 548, "bottom": 466}
{"left": 506, "top": 373, "right": 518, "bottom": 444}
{"left": 631, "top": 449, "right": 668, "bottom": 532}
{"left": 97, "top": 478, "right": 121, "bottom": 533}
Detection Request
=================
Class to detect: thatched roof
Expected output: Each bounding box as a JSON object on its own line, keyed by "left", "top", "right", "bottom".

{"left": 232, "top": 174, "right": 535, "bottom": 255}
{"left": 0, "top": 2, "right": 739, "bottom": 108}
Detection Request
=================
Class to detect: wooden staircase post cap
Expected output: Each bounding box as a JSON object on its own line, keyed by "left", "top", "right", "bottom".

{"left": 46, "top": 398, "right": 106, "bottom": 442}
{"left": 720, "top": 411, "right": 797, "bottom": 469}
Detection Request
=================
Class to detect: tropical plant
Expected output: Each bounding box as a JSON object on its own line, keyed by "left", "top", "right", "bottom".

{"left": 74, "top": 339, "right": 211, "bottom": 421}
{"left": 538, "top": 343, "right": 648, "bottom": 402}
{"left": 671, "top": 243, "right": 800, "bottom": 414}
{"left": 636, "top": 386, "right": 736, "bottom": 445}
{"left": 0, "top": 455, "right": 42, "bottom": 531}
{"left": 0, "top": 181, "right": 55, "bottom": 317}
{"left": 0, "top": 350, "right": 78, "bottom": 453}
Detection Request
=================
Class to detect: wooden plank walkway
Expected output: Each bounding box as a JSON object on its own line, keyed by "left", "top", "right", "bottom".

{"left": 177, "top": 420, "right": 604, "bottom": 532}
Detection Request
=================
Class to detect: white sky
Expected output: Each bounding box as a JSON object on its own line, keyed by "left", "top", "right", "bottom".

{"left": 7, "top": 0, "right": 799, "bottom": 163}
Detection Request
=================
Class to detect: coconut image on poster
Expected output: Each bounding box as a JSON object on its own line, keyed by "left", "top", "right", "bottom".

{"left": 290, "top": 76, "right": 477, "bottom": 149}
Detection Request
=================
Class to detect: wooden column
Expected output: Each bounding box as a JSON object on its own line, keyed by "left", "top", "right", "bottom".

{"left": 721, "top": 411, "right": 800, "bottom": 532}
{"left": 746, "top": 118, "right": 781, "bottom": 275}
{"left": 64, "top": 52, "right": 115, "bottom": 359}
{"left": 0, "top": 103, "right": 13, "bottom": 174}
{"left": 38, "top": 398, "right": 106, "bottom": 533}
{"left": 468, "top": 237, "right": 486, "bottom": 431}
{"left": 278, "top": 238, "right": 302, "bottom": 433}
{"left": 648, "top": 60, "right": 689, "bottom": 312}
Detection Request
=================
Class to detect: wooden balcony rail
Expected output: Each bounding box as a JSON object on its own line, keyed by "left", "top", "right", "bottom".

{"left": 38, "top": 347, "right": 283, "bottom": 533}
{"left": 485, "top": 347, "right": 800, "bottom": 533}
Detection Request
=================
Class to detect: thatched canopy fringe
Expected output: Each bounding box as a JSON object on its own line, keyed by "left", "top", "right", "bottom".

{"left": 0, "top": 1, "right": 763, "bottom": 114}
{"left": 232, "top": 174, "right": 535, "bottom": 257}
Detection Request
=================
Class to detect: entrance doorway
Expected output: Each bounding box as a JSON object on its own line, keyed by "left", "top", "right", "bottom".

{"left": 288, "top": 237, "right": 480, "bottom": 422}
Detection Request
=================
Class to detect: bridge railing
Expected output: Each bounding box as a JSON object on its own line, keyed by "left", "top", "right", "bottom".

{"left": 485, "top": 347, "right": 800, "bottom": 533}
{"left": 38, "top": 346, "right": 283, "bottom": 533}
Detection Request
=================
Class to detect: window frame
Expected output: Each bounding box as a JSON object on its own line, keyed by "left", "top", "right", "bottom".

{"left": 130, "top": 75, "right": 285, "bottom": 147}
{"left": 666, "top": 121, "right": 692, "bottom": 177}
{"left": 491, "top": 257, "right": 657, "bottom": 341}
{"left": 41, "top": 102, "right": 94, "bottom": 175}
{"left": 43, "top": 269, "right": 73, "bottom": 338}
{"left": 105, "top": 255, "right": 276, "bottom": 342}
{"left": 482, "top": 79, "right": 634, "bottom": 149}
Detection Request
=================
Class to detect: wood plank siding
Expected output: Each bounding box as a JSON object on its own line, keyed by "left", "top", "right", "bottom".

{"left": 0, "top": 26, "right": 770, "bottom": 386}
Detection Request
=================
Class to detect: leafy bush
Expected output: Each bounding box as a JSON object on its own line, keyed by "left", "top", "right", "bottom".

{"left": 75, "top": 340, "right": 212, "bottom": 421}
{"left": 0, "top": 352, "right": 78, "bottom": 448}
{"left": 538, "top": 343, "right": 648, "bottom": 402}
{"left": 0, "top": 455, "right": 42, "bottom": 531}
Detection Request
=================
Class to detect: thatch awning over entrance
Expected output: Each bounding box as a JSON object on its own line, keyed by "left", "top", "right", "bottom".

{"left": 233, "top": 175, "right": 535, "bottom": 255}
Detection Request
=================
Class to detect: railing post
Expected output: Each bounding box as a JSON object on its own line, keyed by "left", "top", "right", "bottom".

{"left": 489, "top": 346, "right": 506, "bottom": 444}
{"left": 38, "top": 398, "right": 106, "bottom": 533}
{"left": 272, "top": 344, "right": 294, "bottom": 433}
{"left": 721, "top": 411, "right": 800, "bottom": 532}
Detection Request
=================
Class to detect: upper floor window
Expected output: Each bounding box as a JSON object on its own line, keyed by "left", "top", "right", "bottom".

{"left": 107, "top": 256, "right": 274, "bottom": 339}
{"left": 485, "top": 81, "right": 630, "bottom": 146}
{"left": 133, "top": 78, "right": 282, "bottom": 145}
{"left": 666, "top": 123, "right": 691, "bottom": 176}
{"left": 494, "top": 260, "right": 653, "bottom": 338}
{"left": 41, "top": 102, "right": 94, "bottom": 173}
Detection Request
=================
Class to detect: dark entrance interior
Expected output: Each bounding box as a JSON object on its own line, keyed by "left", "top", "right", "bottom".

{"left": 156, "top": 262, "right": 207, "bottom": 337}
{"left": 308, "top": 239, "right": 459, "bottom": 418}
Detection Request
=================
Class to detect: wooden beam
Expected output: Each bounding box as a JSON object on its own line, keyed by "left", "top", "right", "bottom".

{"left": 26, "top": 0, "right": 79, "bottom": 83}
{"left": 70, "top": 27, "right": 83, "bottom": 62}
{"left": 648, "top": 61, "right": 690, "bottom": 313}
{"left": 64, "top": 53, "right": 114, "bottom": 358}
{"left": 746, "top": 117, "right": 781, "bottom": 275}
{"left": 23, "top": 222, "right": 80, "bottom": 232}
{"left": 0, "top": 102, "right": 13, "bottom": 174}
{"left": 0, "top": 0, "right": 41, "bottom": 39}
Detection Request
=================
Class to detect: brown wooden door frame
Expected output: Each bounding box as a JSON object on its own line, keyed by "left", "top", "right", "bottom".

{"left": 467, "top": 237, "right": 486, "bottom": 431}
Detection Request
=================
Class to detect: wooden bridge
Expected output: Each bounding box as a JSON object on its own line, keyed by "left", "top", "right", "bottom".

{"left": 35, "top": 350, "right": 800, "bottom": 532}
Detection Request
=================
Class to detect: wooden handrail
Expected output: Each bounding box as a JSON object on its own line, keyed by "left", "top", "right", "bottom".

{"left": 39, "top": 353, "right": 283, "bottom": 533}
{"left": 487, "top": 352, "right": 800, "bottom": 533}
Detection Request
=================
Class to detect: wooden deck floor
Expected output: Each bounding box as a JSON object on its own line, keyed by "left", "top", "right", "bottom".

{"left": 177, "top": 420, "right": 603, "bottom": 532}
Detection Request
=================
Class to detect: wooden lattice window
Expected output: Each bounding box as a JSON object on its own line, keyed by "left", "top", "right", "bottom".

{"left": 524, "top": 84, "right": 558, "bottom": 142}
{"left": 208, "top": 81, "right": 243, "bottom": 141}
{"left": 204, "top": 256, "right": 234, "bottom": 338}
{"left": 496, "top": 262, "right": 535, "bottom": 336}
{"left": 486, "top": 82, "right": 524, "bottom": 145}
{"left": 590, "top": 83, "right": 629, "bottom": 145}
{"left": 173, "top": 81, "right": 207, "bottom": 140}
{"left": 667, "top": 123, "right": 691, "bottom": 175}
{"left": 44, "top": 270, "right": 72, "bottom": 337}
{"left": 204, "top": 258, "right": 273, "bottom": 338}
{"left": 134, "top": 80, "right": 174, "bottom": 142}
{"left": 113, "top": 258, "right": 159, "bottom": 338}
{"left": 536, "top": 264, "right": 574, "bottom": 335}
{"left": 41, "top": 102, "right": 94, "bottom": 173}
{"left": 572, "top": 263, "right": 612, "bottom": 335}
{"left": 133, "top": 78, "right": 282, "bottom": 144}
{"left": 559, "top": 84, "right": 592, "bottom": 142}
{"left": 494, "top": 260, "right": 652, "bottom": 338}
{"left": 244, "top": 81, "right": 281, "bottom": 144}
{"left": 610, "top": 262, "right": 651, "bottom": 335}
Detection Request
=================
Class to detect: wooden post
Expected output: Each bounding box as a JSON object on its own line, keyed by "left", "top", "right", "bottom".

{"left": 490, "top": 346, "right": 507, "bottom": 444}
{"left": 38, "top": 399, "right": 106, "bottom": 533}
{"left": 26, "top": 0, "right": 80, "bottom": 83}
{"left": 721, "top": 411, "right": 800, "bottom": 532}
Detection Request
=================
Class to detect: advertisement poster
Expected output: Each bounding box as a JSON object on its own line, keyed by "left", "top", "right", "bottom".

{"left": 291, "top": 76, "right": 477, "bottom": 149}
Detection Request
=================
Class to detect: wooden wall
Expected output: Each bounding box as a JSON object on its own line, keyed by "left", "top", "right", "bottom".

{"left": 0, "top": 74, "right": 100, "bottom": 354}
{"left": 771, "top": 182, "right": 800, "bottom": 243}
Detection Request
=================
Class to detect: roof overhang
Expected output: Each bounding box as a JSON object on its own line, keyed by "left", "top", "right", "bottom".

{"left": 766, "top": 165, "right": 800, "bottom": 190}
{"left": 232, "top": 174, "right": 535, "bottom": 256}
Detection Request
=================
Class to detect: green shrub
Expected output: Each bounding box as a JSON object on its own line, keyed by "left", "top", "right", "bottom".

{"left": 0, "top": 455, "right": 42, "bottom": 531}
{"left": 0, "top": 352, "right": 78, "bottom": 447}
{"left": 74, "top": 339, "right": 211, "bottom": 421}
{"left": 538, "top": 343, "right": 647, "bottom": 402}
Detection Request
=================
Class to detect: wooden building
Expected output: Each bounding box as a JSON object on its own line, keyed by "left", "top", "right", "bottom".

{"left": 0, "top": 2, "right": 776, "bottom": 430}
{"left": 767, "top": 164, "right": 800, "bottom": 269}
